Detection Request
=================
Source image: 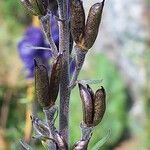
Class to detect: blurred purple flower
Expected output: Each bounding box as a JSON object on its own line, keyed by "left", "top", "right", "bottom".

{"left": 18, "top": 16, "right": 59, "bottom": 79}
{"left": 18, "top": 15, "right": 75, "bottom": 79}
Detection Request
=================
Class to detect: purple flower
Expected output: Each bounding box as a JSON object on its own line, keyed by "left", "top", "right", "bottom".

{"left": 18, "top": 15, "right": 59, "bottom": 79}
{"left": 18, "top": 27, "right": 50, "bottom": 79}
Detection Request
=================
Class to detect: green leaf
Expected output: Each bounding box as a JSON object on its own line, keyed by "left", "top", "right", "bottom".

{"left": 91, "top": 129, "right": 111, "bottom": 150}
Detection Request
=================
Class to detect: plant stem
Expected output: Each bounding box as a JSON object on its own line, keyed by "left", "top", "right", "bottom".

{"left": 43, "top": 106, "right": 58, "bottom": 150}
{"left": 40, "top": 15, "right": 58, "bottom": 57}
{"left": 57, "top": 0, "right": 70, "bottom": 145}
{"left": 70, "top": 46, "right": 87, "bottom": 89}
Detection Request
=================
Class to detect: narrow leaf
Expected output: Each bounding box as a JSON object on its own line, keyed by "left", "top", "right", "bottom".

{"left": 91, "top": 129, "right": 111, "bottom": 150}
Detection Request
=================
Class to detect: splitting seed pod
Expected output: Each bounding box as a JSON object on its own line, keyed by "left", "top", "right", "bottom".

{"left": 78, "top": 83, "right": 106, "bottom": 127}
{"left": 21, "top": 0, "right": 48, "bottom": 16}
{"left": 35, "top": 54, "right": 63, "bottom": 109}
{"left": 81, "top": 1, "right": 105, "bottom": 50}
{"left": 71, "top": 0, "right": 85, "bottom": 44}
{"left": 79, "top": 83, "right": 94, "bottom": 127}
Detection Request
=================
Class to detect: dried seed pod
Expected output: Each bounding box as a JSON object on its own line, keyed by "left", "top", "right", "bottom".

{"left": 35, "top": 60, "right": 51, "bottom": 108}
{"left": 78, "top": 83, "right": 94, "bottom": 127}
{"left": 49, "top": 54, "right": 63, "bottom": 105}
{"left": 73, "top": 140, "right": 89, "bottom": 150}
{"left": 21, "top": 0, "right": 48, "bottom": 16}
{"left": 21, "top": 0, "right": 37, "bottom": 15}
{"left": 86, "top": 84, "right": 94, "bottom": 100}
{"left": 81, "top": 1, "right": 105, "bottom": 50}
{"left": 93, "top": 86, "right": 106, "bottom": 126}
{"left": 32, "top": 0, "right": 48, "bottom": 16}
{"left": 71, "top": 0, "right": 85, "bottom": 44}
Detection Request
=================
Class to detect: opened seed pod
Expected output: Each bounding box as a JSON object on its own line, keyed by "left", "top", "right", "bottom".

{"left": 78, "top": 83, "right": 94, "bottom": 127}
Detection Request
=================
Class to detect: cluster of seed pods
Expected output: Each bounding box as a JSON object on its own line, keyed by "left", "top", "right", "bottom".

{"left": 21, "top": 0, "right": 106, "bottom": 149}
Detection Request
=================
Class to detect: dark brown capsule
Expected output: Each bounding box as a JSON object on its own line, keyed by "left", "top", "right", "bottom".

{"left": 21, "top": 0, "right": 38, "bottom": 15}
{"left": 71, "top": 0, "right": 85, "bottom": 44}
{"left": 33, "top": 0, "right": 48, "bottom": 16}
{"left": 49, "top": 54, "right": 63, "bottom": 105}
{"left": 93, "top": 86, "right": 106, "bottom": 126}
{"left": 78, "top": 83, "right": 94, "bottom": 127}
{"left": 34, "top": 59, "right": 51, "bottom": 108}
{"left": 21, "top": 0, "right": 48, "bottom": 16}
{"left": 86, "top": 84, "right": 94, "bottom": 100}
{"left": 81, "top": 1, "right": 105, "bottom": 50}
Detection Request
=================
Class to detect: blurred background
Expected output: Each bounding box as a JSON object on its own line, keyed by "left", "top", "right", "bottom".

{"left": 0, "top": 0, "right": 150, "bottom": 149}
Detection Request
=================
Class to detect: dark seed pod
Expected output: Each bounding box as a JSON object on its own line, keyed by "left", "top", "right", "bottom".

{"left": 49, "top": 54, "right": 63, "bottom": 105}
{"left": 34, "top": 59, "right": 51, "bottom": 108}
{"left": 73, "top": 140, "right": 89, "bottom": 150}
{"left": 78, "top": 83, "right": 94, "bottom": 127}
{"left": 86, "top": 84, "right": 94, "bottom": 100}
{"left": 21, "top": 0, "right": 48, "bottom": 16}
{"left": 71, "top": 0, "right": 85, "bottom": 44}
{"left": 93, "top": 86, "right": 106, "bottom": 126}
{"left": 81, "top": 1, "right": 105, "bottom": 50}
{"left": 32, "top": 0, "right": 48, "bottom": 16}
{"left": 21, "top": 0, "right": 37, "bottom": 15}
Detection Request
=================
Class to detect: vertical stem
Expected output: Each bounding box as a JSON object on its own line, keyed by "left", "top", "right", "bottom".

{"left": 40, "top": 16, "right": 58, "bottom": 57}
{"left": 57, "top": 0, "right": 70, "bottom": 145}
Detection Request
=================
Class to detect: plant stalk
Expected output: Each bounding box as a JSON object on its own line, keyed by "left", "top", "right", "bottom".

{"left": 57, "top": 0, "right": 71, "bottom": 145}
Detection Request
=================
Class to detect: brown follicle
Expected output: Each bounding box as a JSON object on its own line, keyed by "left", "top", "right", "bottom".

{"left": 49, "top": 53, "right": 63, "bottom": 106}
{"left": 34, "top": 60, "right": 51, "bottom": 108}
{"left": 78, "top": 83, "right": 94, "bottom": 127}
{"left": 81, "top": 1, "right": 105, "bottom": 50}
{"left": 71, "top": 0, "right": 85, "bottom": 44}
{"left": 93, "top": 86, "right": 106, "bottom": 126}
